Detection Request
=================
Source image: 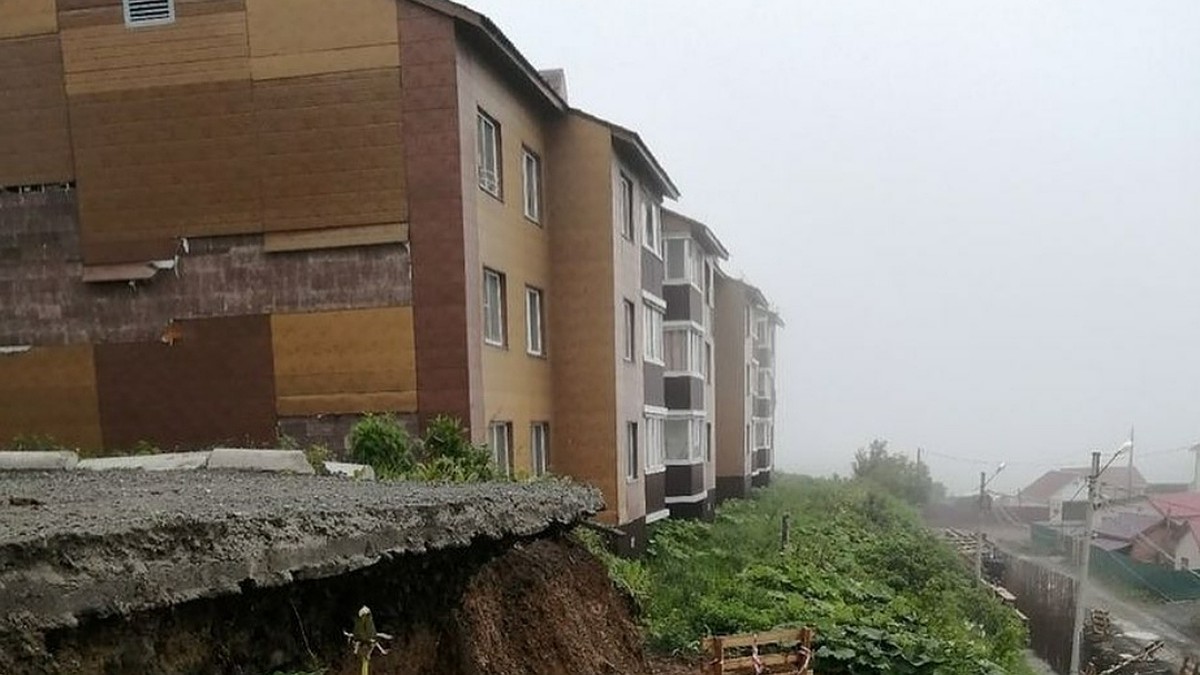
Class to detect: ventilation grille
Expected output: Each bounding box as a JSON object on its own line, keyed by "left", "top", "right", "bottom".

{"left": 124, "top": 0, "right": 175, "bottom": 26}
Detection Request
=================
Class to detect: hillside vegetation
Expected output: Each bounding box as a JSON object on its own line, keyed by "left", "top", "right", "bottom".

{"left": 593, "top": 476, "right": 1031, "bottom": 674}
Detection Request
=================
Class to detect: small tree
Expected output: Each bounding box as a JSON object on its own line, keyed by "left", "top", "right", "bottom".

{"left": 852, "top": 439, "right": 946, "bottom": 506}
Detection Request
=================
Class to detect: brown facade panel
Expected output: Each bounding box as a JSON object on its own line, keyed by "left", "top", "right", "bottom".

{"left": 246, "top": 0, "right": 398, "bottom": 80}
{"left": 255, "top": 68, "right": 407, "bottom": 232}
{"left": 665, "top": 461, "right": 705, "bottom": 498}
{"left": 71, "top": 79, "right": 260, "bottom": 262}
{"left": 94, "top": 315, "right": 276, "bottom": 450}
{"left": 0, "top": 0, "right": 58, "bottom": 39}
{"left": 0, "top": 345, "right": 103, "bottom": 451}
{"left": 270, "top": 307, "right": 418, "bottom": 416}
{"left": 59, "top": 10, "right": 250, "bottom": 95}
{"left": 0, "top": 35, "right": 73, "bottom": 186}
{"left": 400, "top": 1, "right": 474, "bottom": 430}
{"left": 645, "top": 470, "right": 666, "bottom": 515}
{"left": 0, "top": 189, "right": 412, "bottom": 346}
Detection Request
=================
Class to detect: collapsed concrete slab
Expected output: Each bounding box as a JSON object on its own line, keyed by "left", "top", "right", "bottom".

{"left": 0, "top": 471, "right": 602, "bottom": 646}
{"left": 207, "top": 448, "right": 315, "bottom": 474}
{"left": 76, "top": 451, "right": 211, "bottom": 471}
{"left": 0, "top": 451, "right": 79, "bottom": 470}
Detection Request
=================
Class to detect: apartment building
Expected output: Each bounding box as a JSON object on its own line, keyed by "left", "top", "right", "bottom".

{"left": 714, "top": 273, "right": 783, "bottom": 501}
{"left": 0, "top": 0, "right": 782, "bottom": 553}
{"left": 659, "top": 209, "right": 729, "bottom": 519}
{"left": 0, "top": 0, "right": 570, "bottom": 468}
{"left": 546, "top": 109, "right": 680, "bottom": 553}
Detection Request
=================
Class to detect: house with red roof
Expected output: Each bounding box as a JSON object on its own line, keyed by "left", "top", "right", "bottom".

{"left": 1140, "top": 492, "right": 1200, "bottom": 571}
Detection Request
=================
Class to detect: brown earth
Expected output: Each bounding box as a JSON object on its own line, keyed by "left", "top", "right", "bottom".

{"left": 8, "top": 533, "right": 653, "bottom": 675}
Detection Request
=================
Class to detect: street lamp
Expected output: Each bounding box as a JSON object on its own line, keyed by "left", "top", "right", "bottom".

{"left": 1068, "top": 441, "right": 1131, "bottom": 674}
{"left": 975, "top": 462, "right": 1006, "bottom": 581}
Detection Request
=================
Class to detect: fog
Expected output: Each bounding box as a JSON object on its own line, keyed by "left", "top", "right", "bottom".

{"left": 466, "top": 0, "right": 1200, "bottom": 495}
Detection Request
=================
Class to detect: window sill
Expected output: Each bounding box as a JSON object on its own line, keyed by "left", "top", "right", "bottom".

{"left": 479, "top": 184, "right": 504, "bottom": 203}
{"left": 526, "top": 350, "right": 548, "bottom": 360}
{"left": 524, "top": 213, "right": 543, "bottom": 227}
{"left": 484, "top": 339, "right": 507, "bottom": 350}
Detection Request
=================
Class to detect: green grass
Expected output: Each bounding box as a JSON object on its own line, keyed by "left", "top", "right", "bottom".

{"left": 586, "top": 475, "right": 1031, "bottom": 674}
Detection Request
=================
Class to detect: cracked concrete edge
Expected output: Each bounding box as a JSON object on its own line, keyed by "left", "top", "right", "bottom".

{"left": 0, "top": 484, "right": 604, "bottom": 635}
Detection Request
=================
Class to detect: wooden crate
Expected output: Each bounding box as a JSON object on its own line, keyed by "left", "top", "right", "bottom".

{"left": 701, "top": 627, "right": 815, "bottom": 674}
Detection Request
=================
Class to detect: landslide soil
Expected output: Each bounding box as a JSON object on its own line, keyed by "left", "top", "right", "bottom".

{"left": 8, "top": 534, "right": 650, "bottom": 675}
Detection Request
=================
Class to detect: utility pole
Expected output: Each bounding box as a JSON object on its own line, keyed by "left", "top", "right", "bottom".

{"left": 975, "top": 470, "right": 986, "bottom": 581}
{"left": 1191, "top": 444, "right": 1200, "bottom": 493}
{"left": 1126, "top": 427, "right": 1134, "bottom": 499}
{"left": 1069, "top": 451, "right": 1101, "bottom": 675}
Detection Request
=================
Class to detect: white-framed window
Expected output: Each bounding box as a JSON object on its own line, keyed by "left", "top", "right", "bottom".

{"left": 664, "top": 327, "right": 705, "bottom": 377}
{"left": 644, "top": 414, "right": 665, "bottom": 471}
{"left": 626, "top": 421, "right": 639, "bottom": 480}
{"left": 643, "top": 303, "right": 664, "bottom": 364}
{"left": 531, "top": 422, "right": 549, "bottom": 476}
{"left": 622, "top": 299, "right": 636, "bottom": 362}
{"left": 617, "top": 173, "right": 634, "bottom": 240}
{"left": 525, "top": 286, "right": 545, "bottom": 356}
{"left": 123, "top": 0, "right": 174, "bottom": 27}
{"left": 665, "top": 236, "right": 704, "bottom": 288}
{"left": 665, "top": 415, "right": 705, "bottom": 462}
{"left": 476, "top": 110, "right": 501, "bottom": 197}
{"left": 483, "top": 268, "right": 506, "bottom": 346}
{"left": 754, "top": 420, "right": 771, "bottom": 449}
{"left": 522, "top": 148, "right": 541, "bottom": 222}
{"left": 489, "top": 421, "right": 513, "bottom": 475}
{"left": 704, "top": 261, "right": 714, "bottom": 306}
{"left": 704, "top": 341, "right": 713, "bottom": 383}
{"left": 642, "top": 197, "right": 660, "bottom": 256}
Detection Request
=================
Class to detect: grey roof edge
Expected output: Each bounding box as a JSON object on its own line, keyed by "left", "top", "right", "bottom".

{"left": 568, "top": 108, "right": 681, "bottom": 200}
{"left": 661, "top": 207, "right": 731, "bottom": 260}
{"left": 407, "top": 0, "right": 567, "bottom": 112}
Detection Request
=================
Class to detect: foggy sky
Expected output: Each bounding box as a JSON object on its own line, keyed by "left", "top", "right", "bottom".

{"left": 466, "top": 0, "right": 1200, "bottom": 495}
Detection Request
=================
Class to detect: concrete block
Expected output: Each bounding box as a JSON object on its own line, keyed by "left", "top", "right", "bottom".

{"left": 77, "top": 452, "right": 211, "bottom": 472}
{"left": 0, "top": 451, "right": 78, "bottom": 470}
{"left": 207, "top": 448, "right": 315, "bottom": 474}
{"left": 324, "top": 461, "right": 376, "bottom": 480}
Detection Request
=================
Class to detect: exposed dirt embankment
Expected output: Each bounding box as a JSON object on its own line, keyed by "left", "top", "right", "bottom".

{"left": 1, "top": 471, "right": 633, "bottom": 674}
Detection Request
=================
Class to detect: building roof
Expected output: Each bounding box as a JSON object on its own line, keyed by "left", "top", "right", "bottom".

{"left": 569, "top": 109, "right": 681, "bottom": 200}
{"left": 1019, "top": 470, "right": 1080, "bottom": 502}
{"left": 1151, "top": 492, "right": 1200, "bottom": 519}
{"left": 1094, "top": 512, "right": 1164, "bottom": 542}
{"left": 660, "top": 208, "right": 730, "bottom": 260}
{"left": 1020, "top": 465, "right": 1148, "bottom": 503}
{"left": 410, "top": 0, "right": 567, "bottom": 112}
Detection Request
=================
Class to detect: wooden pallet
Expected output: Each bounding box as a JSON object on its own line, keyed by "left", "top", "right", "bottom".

{"left": 701, "top": 627, "right": 815, "bottom": 674}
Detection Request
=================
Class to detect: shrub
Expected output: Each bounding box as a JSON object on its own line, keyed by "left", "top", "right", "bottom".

{"left": 416, "top": 416, "right": 496, "bottom": 482}
{"left": 349, "top": 414, "right": 416, "bottom": 478}
{"left": 304, "top": 444, "right": 330, "bottom": 475}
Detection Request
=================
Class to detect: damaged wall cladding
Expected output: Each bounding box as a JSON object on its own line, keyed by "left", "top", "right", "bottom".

{"left": 0, "top": 189, "right": 418, "bottom": 451}
{"left": 0, "top": 0, "right": 426, "bottom": 452}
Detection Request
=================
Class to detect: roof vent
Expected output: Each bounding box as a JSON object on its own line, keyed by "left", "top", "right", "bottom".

{"left": 123, "top": 0, "right": 175, "bottom": 27}
{"left": 539, "top": 69, "right": 568, "bottom": 103}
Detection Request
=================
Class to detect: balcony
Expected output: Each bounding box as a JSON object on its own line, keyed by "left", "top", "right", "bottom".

{"left": 753, "top": 395, "right": 774, "bottom": 419}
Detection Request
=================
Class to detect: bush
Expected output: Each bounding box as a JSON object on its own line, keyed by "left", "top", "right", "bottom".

{"left": 349, "top": 414, "right": 416, "bottom": 478}
{"left": 592, "top": 476, "right": 1030, "bottom": 674}
{"left": 418, "top": 415, "right": 496, "bottom": 481}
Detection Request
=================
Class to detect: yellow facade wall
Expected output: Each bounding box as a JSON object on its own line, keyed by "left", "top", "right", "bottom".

{"left": 459, "top": 41, "right": 554, "bottom": 476}
{"left": 270, "top": 308, "right": 418, "bottom": 416}
{"left": 0, "top": 346, "right": 103, "bottom": 451}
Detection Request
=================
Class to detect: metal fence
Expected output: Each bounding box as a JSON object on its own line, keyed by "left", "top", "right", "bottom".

{"left": 1001, "top": 552, "right": 1077, "bottom": 674}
